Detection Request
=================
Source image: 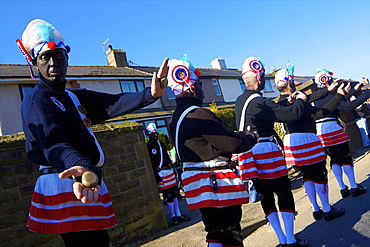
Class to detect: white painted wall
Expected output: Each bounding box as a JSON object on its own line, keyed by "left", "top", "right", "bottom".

{"left": 0, "top": 83, "right": 24, "bottom": 135}
{"left": 218, "top": 79, "right": 243, "bottom": 102}
{"left": 218, "top": 78, "right": 280, "bottom": 102}
{"left": 77, "top": 79, "right": 122, "bottom": 93}
{"left": 0, "top": 78, "right": 161, "bottom": 135}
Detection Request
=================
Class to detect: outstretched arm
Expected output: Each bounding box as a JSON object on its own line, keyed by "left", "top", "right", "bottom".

{"left": 151, "top": 57, "right": 169, "bottom": 98}
{"left": 338, "top": 89, "right": 370, "bottom": 111}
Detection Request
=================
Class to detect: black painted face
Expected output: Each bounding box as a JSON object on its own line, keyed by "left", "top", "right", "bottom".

{"left": 258, "top": 71, "right": 266, "bottom": 91}
{"left": 289, "top": 80, "right": 296, "bottom": 92}
{"left": 35, "top": 48, "right": 68, "bottom": 83}
{"left": 149, "top": 132, "right": 158, "bottom": 142}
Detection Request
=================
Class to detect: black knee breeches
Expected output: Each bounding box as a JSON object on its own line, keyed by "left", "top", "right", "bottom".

{"left": 252, "top": 176, "right": 295, "bottom": 215}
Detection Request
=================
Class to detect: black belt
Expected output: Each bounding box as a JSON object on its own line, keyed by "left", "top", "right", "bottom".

{"left": 316, "top": 118, "right": 337, "bottom": 123}
{"left": 259, "top": 139, "right": 275, "bottom": 143}
{"left": 40, "top": 168, "right": 59, "bottom": 175}
{"left": 161, "top": 166, "right": 172, "bottom": 170}
{"left": 156, "top": 166, "right": 172, "bottom": 172}
{"left": 285, "top": 130, "right": 316, "bottom": 134}
{"left": 184, "top": 165, "right": 231, "bottom": 171}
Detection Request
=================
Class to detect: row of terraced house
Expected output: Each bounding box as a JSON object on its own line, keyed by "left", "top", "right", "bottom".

{"left": 1, "top": 46, "right": 322, "bottom": 137}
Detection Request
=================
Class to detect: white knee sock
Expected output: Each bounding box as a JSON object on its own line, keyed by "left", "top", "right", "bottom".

{"left": 267, "top": 212, "right": 286, "bottom": 244}
{"left": 173, "top": 198, "right": 182, "bottom": 217}
{"left": 281, "top": 212, "right": 296, "bottom": 244}
{"left": 342, "top": 165, "right": 358, "bottom": 189}
{"left": 304, "top": 181, "right": 320, "bottom": 212}
{"left": 331, "top": 164, "right": 347, "bottom": 189}
{"left": 315, "top": 183, "right": 331, "bottom": 212}
{"left": 167, "top": 202, "right": 176, "bottom": 218}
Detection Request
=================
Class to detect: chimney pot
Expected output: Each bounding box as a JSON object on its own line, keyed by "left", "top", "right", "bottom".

{"left": 211, "top": 58, "right": 227, "bottom": 70}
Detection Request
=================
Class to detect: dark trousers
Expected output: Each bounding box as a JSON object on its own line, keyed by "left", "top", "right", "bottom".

{"left": 324, "top": 142, "right": 353, "bottom": 165}
{"left": 61, "top": 229, "right": 110, "bottom": 247}
{"left": 297, "top": 160, "right": 328, "bottom": 183}
{"left": 252, "top": 175, "right": 295, "bottom": 215}
{"left": 161, "top": 185, "right": 179, "bottom": 203}
{"left": 199, "top": 205, "right": 243, "bottom": 246}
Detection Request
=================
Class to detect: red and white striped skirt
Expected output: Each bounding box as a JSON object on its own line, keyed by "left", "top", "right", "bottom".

{"left": 157, "top": 169, "right": 177, "bottom": 190}
{"left": 26, "top": 173, "right": 118, "bottom": 234}
{"left": 182, "top": 157, "right": 249, "bottom": 210}
{"left": 316, "top": 118, "right": 350, "bottom": 147}
{"left": 237, "top": 142, "right": 288, "bottom": 180}
{"left": 284, "top": 133, "right": 326, "bottom": 167}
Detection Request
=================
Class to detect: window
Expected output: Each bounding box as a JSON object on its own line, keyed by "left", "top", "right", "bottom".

{"left": 120, "top": 80, "right": 144, "bottom": 93}
{"left": 166, "top": 87, "right": 176, "bottom": 99}
{"left": 141, "top": 118, "right": 170, "bottom": 137}
{"left": 212, "top": 79, "right": 222, "bottom": 96}
{"left": 239, "top": 79, "right": 246, "bottom": 91}
{"left": 19, "top": 84, "right": 36, "bottom": 100}
{"left": 263, "top": 79, "right": 274, "bottom": 93}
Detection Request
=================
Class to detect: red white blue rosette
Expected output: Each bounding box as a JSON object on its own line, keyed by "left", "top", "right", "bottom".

{"left": 315, "top": 69, "right": 333, "bottom": 87}
{"left": 167, "top": 59, "right": 195, "bottom": 95}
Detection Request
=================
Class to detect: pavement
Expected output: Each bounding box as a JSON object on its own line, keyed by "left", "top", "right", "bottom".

{"left": 130, "top": 146, "right": 370, "bottom": 247}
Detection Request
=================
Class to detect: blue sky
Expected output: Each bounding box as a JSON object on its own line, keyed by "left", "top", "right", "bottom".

{"left": 1, "top": 0, "right": 369, "bottom": 81}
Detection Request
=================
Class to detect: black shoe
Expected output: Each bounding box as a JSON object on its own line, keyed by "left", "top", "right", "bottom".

{"left": 287, "top": 236, "right": 308, "bottom": 247}
{"left": 324, "top": 207, "right": 345, "bottom": 221}
{"left": 280, "top": 244, "right": 287, "bottom": 247}
{"left": 178, "top": 214, "right": 191, "bottom": 222}
{"left": 171, "top": 217, "right": 179, "bottom": 225}
{"left": 340, "top": 186, "right": 350, "bottom": 198}
{"left": 313, "top": 209, "right": 323, "bottom": 220}
{"left": 351, "top": 184, "right": 367, "bottom": 197}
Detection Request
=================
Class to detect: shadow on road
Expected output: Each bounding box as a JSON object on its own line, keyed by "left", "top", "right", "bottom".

{"left": 294, "top": 175, "right": 370, "bottom": 247}
{"left": 126, "top": 193, "right": 203, "bottom": 247}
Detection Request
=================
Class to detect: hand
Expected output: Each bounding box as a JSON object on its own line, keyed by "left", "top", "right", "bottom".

{"left": 287, "top": 91, "right": 299, "bottom": 103}
{"left": 235, "top": 131, "right": 246, "bottom": 136}
{"left": 344, "top": 83, "right": 351, "bottom": 94}
{"left": 151, "top": 58, "right": 169, "bottom": 98}
{"left": 354, "top": 82, "right": 366, "bottom": 91}
{"left": 328, "top": 79, "right": 343, "bottom": 92}
{"left": 336, "top": 83, "right": 346, "bottom": 95}
{"left": 158, "top": 181, "right": 164, "bottom": 185}
{"left": 59, "top": 166, "right": 100, "bottom": 203}
{"left": 295, "top": 91, "right": 307, "bottom": 102}
{"left": 245, "top": 126, "right": 259, "bottom": 141}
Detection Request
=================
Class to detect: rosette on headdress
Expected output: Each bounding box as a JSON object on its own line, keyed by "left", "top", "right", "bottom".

{"left": 145, "top": 123, "right": 157, "bottom": 136}
{"left": 274, "top": 69, "right": 289, "bottom": 87}
{"left": 315, "top": 69, "right": 333, "bottom": 88}
{"left": 242, "top": 57, "right": 265, "bottom": 80}
{"left": 167, "top": 54, "right": 200, "bottom": 95}
{"left": 16, "top": 19, "right": 71, "bottom": 79}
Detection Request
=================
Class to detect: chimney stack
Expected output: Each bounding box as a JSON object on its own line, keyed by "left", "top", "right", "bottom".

{"left": 106, "top": 45, "right": 128, "bottom": 67}
{"left": 211, "top": 58, "right": 227, "bottom": 70}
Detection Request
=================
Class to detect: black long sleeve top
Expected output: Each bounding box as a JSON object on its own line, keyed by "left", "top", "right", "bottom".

{"left": 313, "top": 89, "right": 370, "bottom": 119}
{"left": 21, "top": 77, "right": 157, "bottom": 179}
{"left": 277, "top": 92, "right": 344, "bottom": 133}
{"left": 146, "top": 141, "right": 172, "bottom": 183}
{"left": 169, "top": 97, "right": 257, "bottom": 162}
{"left": 235, "top": 90, "right": 305, "bottom": 137}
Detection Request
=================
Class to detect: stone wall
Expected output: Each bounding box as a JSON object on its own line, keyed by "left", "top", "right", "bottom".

{"left": 0, "top": 122, "right": 167, "bottom": 247}
{"left": 345, "top": 117, "right": 370, "bottom": 157}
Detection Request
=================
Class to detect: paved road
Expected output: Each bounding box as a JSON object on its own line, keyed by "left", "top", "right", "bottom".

{"left": 243, "top": 150, "right": 370, "bottom": 247}
{"left": 136, "top": 148, "right": 370, "bottom": 247}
